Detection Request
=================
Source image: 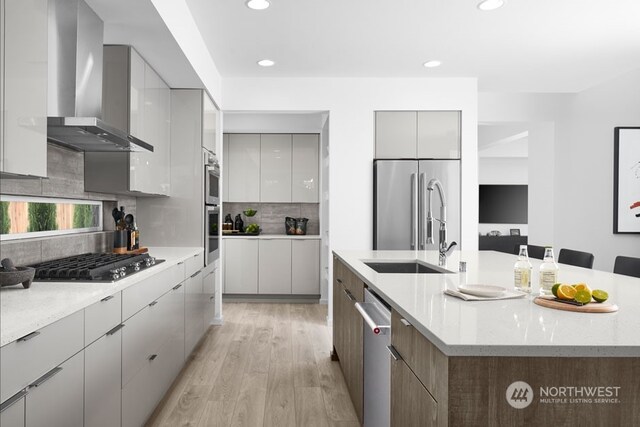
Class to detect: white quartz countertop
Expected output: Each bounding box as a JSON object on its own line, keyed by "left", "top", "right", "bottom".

{"left": 221, "top": 234, "right": 321, "bottom": 240}
{"left": 0, "top": 247, "right": 203, "bottom": 347}
{"left": 334, "top": 250, "right": 640, "bottom": 358}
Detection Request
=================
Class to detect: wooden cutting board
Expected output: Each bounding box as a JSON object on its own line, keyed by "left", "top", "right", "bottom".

{"left": 534, "top": 297, "right": 618, "bottom": 313}
{"left": 113, "top": 247, "right": 149, "bottom": 255}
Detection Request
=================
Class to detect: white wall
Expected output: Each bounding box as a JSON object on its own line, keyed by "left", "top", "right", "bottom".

{"left": 555, "top": 69, "right": 640, "bottom": 271}
{"left": 479, "top": 158, "right": 528, "bottom": 185}
{"left": 480, "top": 68, "right": 640, "bottom": 271}
{"left": 223, "top": 77, "right": 479, "bottom": 253}
{"left": 224, "top": 112, "right": 325, "bottom": 133}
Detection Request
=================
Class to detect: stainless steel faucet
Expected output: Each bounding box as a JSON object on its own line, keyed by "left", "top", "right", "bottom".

{"left": 426, "top": 178, "right": 457, "bottom": 265}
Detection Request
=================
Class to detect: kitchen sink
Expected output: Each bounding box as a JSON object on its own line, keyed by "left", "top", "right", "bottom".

{"left": 363, "top": 261, "right": 447, "bottom": 274}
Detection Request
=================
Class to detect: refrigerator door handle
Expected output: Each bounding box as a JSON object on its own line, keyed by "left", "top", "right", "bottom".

{"left": 419, "top": 172, "right": 426, "bottom": 249}
{"left": 411, "top": 173, "right": 416, "bottom": 249}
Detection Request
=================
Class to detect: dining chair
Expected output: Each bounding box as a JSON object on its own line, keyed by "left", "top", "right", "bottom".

{"left": 558, "top": 248, "right": 595, "bottom": 269}
{"left": 613, "top": 256, "right": 640, "bottom": 278}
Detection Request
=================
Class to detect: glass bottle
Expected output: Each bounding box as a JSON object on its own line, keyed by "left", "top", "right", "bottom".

{"left": 514, "top": 245, "right": 532, "bottom": 293}
{"left": 539, "top": 247, "right": 559, "bottom": 296}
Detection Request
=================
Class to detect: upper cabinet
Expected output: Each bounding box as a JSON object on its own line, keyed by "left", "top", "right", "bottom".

{"left": 375, "top": 111, "right": 460, "bottom": 159}
{"left": 202, "top": 93, "right": 218, "bottom": 154}
{"left": 224, "top": 133, "right": 320, "bottom": 203}
{"left": 261, "top": 134, "right": 292, "bottom": 202}
{"left": 0, "top": 0, "right": 48, "bottom": 178}
{"left": 292, "top": 134, "right": 319, "bottom": 202}
{"left": 227, "top": 134, "right": 261, "bottom": 202}
{"left": 85, "top": 46, "right": 171, "bottom": 196}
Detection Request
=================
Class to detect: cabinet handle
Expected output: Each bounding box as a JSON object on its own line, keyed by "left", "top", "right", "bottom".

{"left": 400, "top": 318, "right": 411, "bottom": 327}
{"left": 0, "top": 390, "right": 27, "bottom": 413}
{"left": 177, "top": 261, "right": 185, "bottom": 265}
{"left": 149, "top": 300, "right": 158, "bottom": 307}
{"left": 106, "top": 324, "right": 125, "bottom": 336}
{"left": 343, "top": 288, "right": 355, "bottom": 302}
{"left": 101, "top": 295, "right": 114, "bottom": 302}
{"left": 210, "top": 296, "right": 215, "bottom": 301}
{"left": 30, "top": 367, "right": 63, "bottom": 388}
{"left": 173, "top": 283, "right": 183, "bottom": 290}
{"left": 386, "top": 345, "right": 402, "bottom": 361}
{"left": 148, "top": 354, "right": 158, "bottom": 361}
{"left": 336, "top": 278, "right": 343, "bottom": 284}
{"left": 191, "top": 270, "right": 201, "bottom": 278}
{"left": 17, "top": 331, "right": 40, "bottom": 342}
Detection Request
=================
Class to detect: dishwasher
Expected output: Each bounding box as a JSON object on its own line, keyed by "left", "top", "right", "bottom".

{"left": 355, "top": 288, "right": 392, "bottom": 427}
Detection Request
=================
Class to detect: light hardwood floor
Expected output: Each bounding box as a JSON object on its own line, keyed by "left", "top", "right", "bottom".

{"left": 146, "top": 303, "right": 359, "bottom": 427}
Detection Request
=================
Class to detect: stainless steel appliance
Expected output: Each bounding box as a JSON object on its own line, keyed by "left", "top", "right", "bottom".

{"left": 30, "top": 253, "right": 163, "bottom": 282}
{"left": 205, "top": 151, "right": 221, "bottom": 206}
{"left": 205, "top": 205, "right": 220, "bottom": 265}
{"left": 355, "top": 288, "right": 392, "bottom": 427}
{"left": 374, "top": 159, "right": 461, "bottom": 250}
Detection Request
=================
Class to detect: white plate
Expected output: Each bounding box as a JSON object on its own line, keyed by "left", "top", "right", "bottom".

{"left": 457, "top": 284, "right": 506, "bottom": 298}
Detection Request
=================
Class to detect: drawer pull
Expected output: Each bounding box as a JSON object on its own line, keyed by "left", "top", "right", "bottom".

{"left": 386, "top": 345, "right": 402, "bottom": 361}
{"left": 106, "top": 324, "right": 125, "bottom": 336}
{"left": 177, "top": 261, "right": 185, "bottom": 265}
{"left": 100, "top": 295, "right": 114, "bottom": 302}
{"left": 400, "top": 318, "right": 411, "bottom": 327}
{"left": 190, "top": 270, "right": 201, "bottom": 278}
{"left": 0, "top": 389, "right": 27, "bottom": 413}
{"left": 17, "top": 331, "right": 40, "bottom": 342}
{"left": 343, "top": 288, "right": 356, "bottom": 302}
{"left": 210, "top": 296, "right": 215, "bottom": 301}
{"left": 173, "top": 283, "right": 183, "bottom": 290}
{"left": 336, "top": 278, "right": 343, "bottom": 284}
{"left": 30, "top": 367, "right": 63, "bottom": 388}
{"left": 148, "top": 354, "right": 158, "bottom": 361}
{"left": 149, "top": 301, "right": 158, "bottom": 307}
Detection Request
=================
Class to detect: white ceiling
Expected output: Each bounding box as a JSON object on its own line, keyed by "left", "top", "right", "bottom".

{"left": 185, "top": 0, "right": 640, "bottom": 92}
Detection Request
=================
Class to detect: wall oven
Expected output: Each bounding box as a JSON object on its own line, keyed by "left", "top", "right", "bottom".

{"left": 205, "top": 205, "right": 220, "bottom": 265}
{"left": 205, "top": 152, "right": 220, "bottom": 206}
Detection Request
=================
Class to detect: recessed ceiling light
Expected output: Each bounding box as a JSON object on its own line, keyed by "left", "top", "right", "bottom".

{"left": 257, "top": 59, "right": 275, "bottom": 67}
{"left": 423, "top": 60, "right": 442, "bottom": 68}
{"left": 246, "top": 0, "right": 270, "bottom": 10}
{"left": 477, "top": 0, "right": 505, "bottom": 11}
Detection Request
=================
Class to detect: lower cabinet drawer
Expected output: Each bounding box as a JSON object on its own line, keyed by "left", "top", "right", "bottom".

{"left": 184, "top": 251, "right": 204, "bottom": 278}
{"left": 391, "top": 357, "right": 437, "bottom": 427}
{"left": 25, "top": 349, "right": 84, "bottom": 427}
{"left": 0, "top": 391, "right": 26, "bottom": 427}
{"left": 122, "top": 262, "right": 183, "bottom": 320}
{"left": 0, "top": 310, "right": 84, "bottom": 403}
{"left": 85, "top": 291, "right": 122, "bottom": 345}
{"left": 85, "top": 327, "right": 122, "bottom": 427}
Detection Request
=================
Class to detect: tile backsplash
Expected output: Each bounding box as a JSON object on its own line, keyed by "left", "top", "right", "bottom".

{"left": 223, "top": 202, "right": 320, "bottom": 235}
{"left": 0, "top": 144, "right": 136, "bottom": 265}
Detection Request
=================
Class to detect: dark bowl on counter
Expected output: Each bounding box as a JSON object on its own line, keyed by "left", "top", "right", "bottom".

{"left": 0, "top": 267, "right": 36, "bottom": 289}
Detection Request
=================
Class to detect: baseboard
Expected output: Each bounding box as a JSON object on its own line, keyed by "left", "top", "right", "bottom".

{"left": 222, "top": 294, "right": 321, "bottom": 304}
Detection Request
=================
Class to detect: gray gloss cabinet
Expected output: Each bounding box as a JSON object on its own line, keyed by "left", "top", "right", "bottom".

{"left": 85, "top": 328, "right": 122, "bottom": 427}
{"left": 185, "top": 271, "right": 205, "bottom": 356}
{"left": 375, "top": 111, "right": 461, "bottom": 159}
{"left": 25, "top": 350, "right": 84, "bottom": 427}
{"left": 0, "top": 0, "right": 47, "bottom": 178}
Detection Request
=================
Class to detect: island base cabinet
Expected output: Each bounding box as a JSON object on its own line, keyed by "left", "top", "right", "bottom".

{"left": 84, "top": 328, "right": 122, "bottom": 427}
{"left": 391, "top": 356, "right": 438, "bottom": 427}
{"left": 0, "top": 392, "right": 25, "bottom": 427}
{"left": 25, "top": 350, "right": 84, "bottom": 427}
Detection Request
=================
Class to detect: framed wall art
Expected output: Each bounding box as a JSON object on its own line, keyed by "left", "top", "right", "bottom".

{"left": 613, "top": 127, "right": 640, "bottom": 234}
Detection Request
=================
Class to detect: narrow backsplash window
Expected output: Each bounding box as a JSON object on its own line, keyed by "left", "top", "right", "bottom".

{"left": 0, "top": 195, "right": 103, "bottom": 241}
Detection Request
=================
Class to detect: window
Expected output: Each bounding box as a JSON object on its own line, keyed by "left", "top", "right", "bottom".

{"left": 0, "top": 195, "right": 103, "bottom": 241}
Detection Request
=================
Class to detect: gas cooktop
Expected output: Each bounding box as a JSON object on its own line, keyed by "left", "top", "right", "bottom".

{"left": 30, "top": 253, "right": 164, "bottom": 282}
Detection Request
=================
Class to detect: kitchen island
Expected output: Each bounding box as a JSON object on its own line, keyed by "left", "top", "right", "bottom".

{"left": 333, "top": 250, "right": 640, "bottom": 426}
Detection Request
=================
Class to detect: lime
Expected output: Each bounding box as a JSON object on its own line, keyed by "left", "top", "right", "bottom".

{"left": 592, "top": 290, "right": 609, "bottom": 303}
{"left": 557, "top": 284, "right": 577, "bottom": 301}
{"left": 552, "top": 283, "right": 561, "bottom": 298}
{"left": 574, "top": 290, "right": 591, "bottom": 304}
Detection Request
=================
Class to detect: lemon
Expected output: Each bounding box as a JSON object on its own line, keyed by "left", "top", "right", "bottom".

{"left": 573, "top": 283, "right": 592, "bottom": 294}
{"left": 574, "top": 290, "right": 592, "bottom": 304}
{"left": 557, "top": 284, "right": 577, "bottom": 301}
{"left": 592, "top": 290, "right": 609, "bottom": 303}
{"left": 551, "top": 283, "right": 561, "bottom": 298}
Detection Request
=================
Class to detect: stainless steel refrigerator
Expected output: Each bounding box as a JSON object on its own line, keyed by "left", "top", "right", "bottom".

{"left": 374, "top": 160, "right": 461, "bottom": 250}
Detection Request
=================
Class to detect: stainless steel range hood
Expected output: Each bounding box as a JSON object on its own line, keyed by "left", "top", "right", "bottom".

{"left": 46, "top": 0, "right": 153, "bottom": 153}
